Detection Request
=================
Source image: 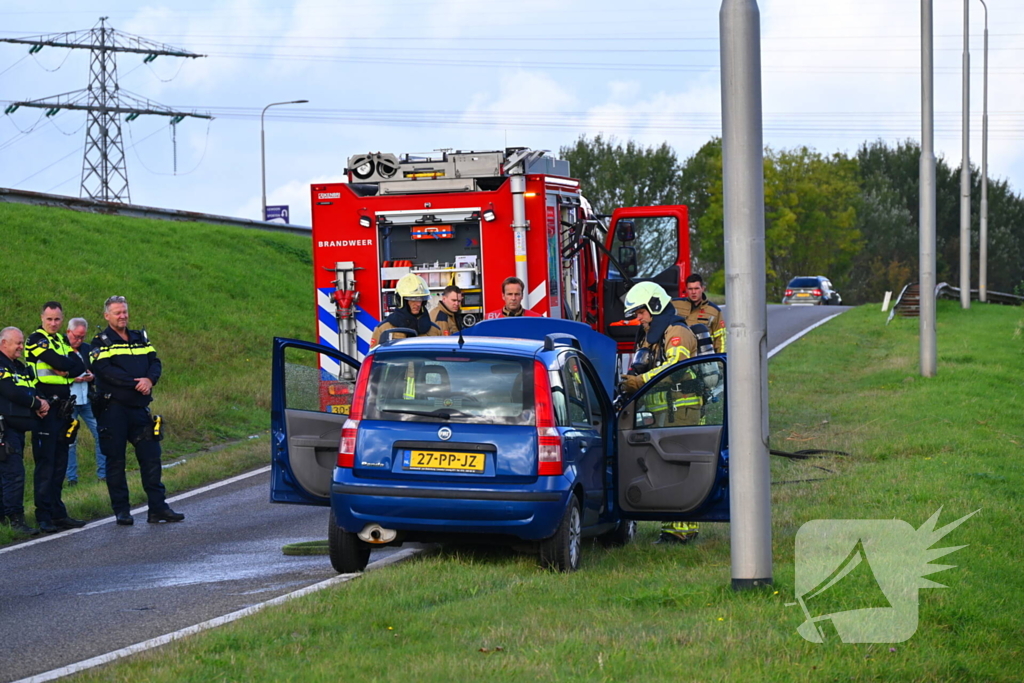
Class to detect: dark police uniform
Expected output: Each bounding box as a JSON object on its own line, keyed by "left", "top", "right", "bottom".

{"left": 25, "top": 328, "right": 84, "bottom": 527}
{"left": 0, "top": 353, "right": 45, "bottom": 532}
{"left": 91, "top": 326, "right": 178, "bottom": 522}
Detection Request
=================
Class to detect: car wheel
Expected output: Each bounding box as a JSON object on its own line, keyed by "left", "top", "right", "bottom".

{"left": 328, "top": 509, "right": 370, "bottom": 573}
{"left": 599, "top": 519, "right": 637, "bottom": 547}
{"left": 539, "top": 496, "right": 582, "bottom": 572}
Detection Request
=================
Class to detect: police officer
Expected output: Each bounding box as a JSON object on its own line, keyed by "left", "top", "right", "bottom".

{"left": 0, "top": 327, "right": 50, "bottom": 537}
{"left": 370, "top": 274, "right": 440, "bottom": 347}
{"left": 26, "top": 301, "right": 86, "bottom": 533}
{"left": 430, "top": 285, "right": 463, "bottom": 336}
{"left": 673, "top": 273, "right": 726, "bottom": 354}
{"left": 91, "top": 296, "right": 184, "bottom": 526}
{"left": 617, "top": 282, "right": 702, "bottom": 545}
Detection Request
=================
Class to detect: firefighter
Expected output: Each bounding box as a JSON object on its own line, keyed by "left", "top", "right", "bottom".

{"left": 617, "top": 282, "right": 702, "bottom": 545}
{"left": 0, "top": 327, "right": 49, "bottom": 537}
{"left": 429, "top": 285, "right": 462, "bottom": 336}
{"left": 672, "top": 273, "right": 726, "bottom": 353}
{"left": 485, "top": 276, "right": 543, "bottom": 319}
{"left": 371, "top": 274, "right": 441, "bottom": 347}
{"left": 25, "top": 301, "right": 86, "bottom": 533}
{"left": 91, "top": 296, "right": 184, "bottom": 526}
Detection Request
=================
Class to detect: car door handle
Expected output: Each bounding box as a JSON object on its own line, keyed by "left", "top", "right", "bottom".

{"left": 579, "top": 440, "right": 589, "bottom": 453}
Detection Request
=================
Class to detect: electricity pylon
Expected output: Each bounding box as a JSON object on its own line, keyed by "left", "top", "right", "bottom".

{"left": 1, "top": 17, "right": 212, "bottom": 203}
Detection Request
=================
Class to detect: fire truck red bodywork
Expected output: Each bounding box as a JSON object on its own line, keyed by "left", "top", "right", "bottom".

{"left": 310, "top": 149, "right": 690, "bottom": 374}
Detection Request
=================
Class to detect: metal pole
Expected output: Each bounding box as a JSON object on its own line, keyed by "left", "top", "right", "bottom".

{"left": 510, "top": 173, "right": 530, "bottom": 304}
{"left": 979, "top": 0, "right": 988, "bottom": 303}
{"left": 920, "top": 0, "right": 937, "bottom": 377}
{"left": 260, "top": 99, "right": 309, "bottom": 221}
{"left": 720, "top": 0, "right": 772, "bottom": 590}
{"left": 960, "top": 0, "right": 971, "bottom": 309}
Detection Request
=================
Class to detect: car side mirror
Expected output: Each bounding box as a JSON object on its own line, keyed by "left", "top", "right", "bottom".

{"left": 618, "top": 246, "right": 638, "bottom": 277}
{"left": 616, "top": 220, "right": 636, "bottom": 243}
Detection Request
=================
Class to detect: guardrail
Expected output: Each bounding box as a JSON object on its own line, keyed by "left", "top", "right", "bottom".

{"left": 889, "top": 281, "right": 1021, "bottom": 322}
{"left": 0, "top": 187, "right": 311, "bottom": 236}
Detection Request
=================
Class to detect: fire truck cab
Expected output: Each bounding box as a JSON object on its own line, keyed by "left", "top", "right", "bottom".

{"left": 310, "top": 147, "right": 689, "bottom": 384}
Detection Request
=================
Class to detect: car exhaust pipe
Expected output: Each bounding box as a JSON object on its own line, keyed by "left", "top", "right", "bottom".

{"left": 358, "top": 523, "right": 397, "bottom": 544}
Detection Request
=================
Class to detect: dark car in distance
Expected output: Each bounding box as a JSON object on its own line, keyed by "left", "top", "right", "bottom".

{"left": 783, "top": 276, "right": 842, "bottom": 306}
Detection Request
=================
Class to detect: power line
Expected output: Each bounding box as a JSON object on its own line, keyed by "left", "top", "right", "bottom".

{"left": 1, "top": 17, "right": 212, "bottom": 203}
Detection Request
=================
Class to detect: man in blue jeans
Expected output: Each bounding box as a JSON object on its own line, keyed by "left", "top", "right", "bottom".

{"left": 65, "top": 318, "right": 105, "bottom": 485}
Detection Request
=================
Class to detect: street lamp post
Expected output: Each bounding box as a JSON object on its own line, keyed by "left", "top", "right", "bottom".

{"left": 979, "top": 0, "right": 989, "bottom": 303}
{"left": 960, "top": 0, "right": 971, "bottom": 309}
{"left": 261, "top": 99, "right": 309, "bottom": 221}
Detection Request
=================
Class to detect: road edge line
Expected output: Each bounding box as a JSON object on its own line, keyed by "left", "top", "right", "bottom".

{"left": 767, "top": 311, "right": 844, "bottom": 359}
{"left": 0, "top": 466, "right": 272, "bottom": 556}
{"left": 10, "top": 546, "right": 425, "bottom": 683}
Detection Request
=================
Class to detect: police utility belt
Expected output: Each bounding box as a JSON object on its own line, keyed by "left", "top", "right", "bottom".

{"left": 94, "top": 393, "right": 163, "bottom": 443}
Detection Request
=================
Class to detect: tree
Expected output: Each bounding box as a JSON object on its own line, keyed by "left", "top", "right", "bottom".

{"left": 560, "top": 134, "right": 682, "bottom": 215}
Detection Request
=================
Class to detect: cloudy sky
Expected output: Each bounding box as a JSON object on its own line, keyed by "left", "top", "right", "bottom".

{"left": 2, "top": 0, "right": 1022, "bottom": 227}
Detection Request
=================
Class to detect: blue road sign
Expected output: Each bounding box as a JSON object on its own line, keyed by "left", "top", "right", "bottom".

{"left": 265, "top": 205, "right": 290, "bottom": 223}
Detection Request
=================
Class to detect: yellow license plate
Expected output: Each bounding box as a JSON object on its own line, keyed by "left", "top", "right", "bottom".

{"left": 408, "top": 450, "right": 485, "bottom": 473}
{"left": 796, "top": 292, "right": 810, "bottom": 297}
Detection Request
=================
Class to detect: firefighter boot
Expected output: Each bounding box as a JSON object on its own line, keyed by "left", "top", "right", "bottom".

{"left": 656, "top": 521, "right": 700, "bottom": 545}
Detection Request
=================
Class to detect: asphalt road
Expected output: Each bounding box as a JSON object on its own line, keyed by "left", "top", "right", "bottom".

{"left": 0, "top": 303, "right": 848, "bottom": 682}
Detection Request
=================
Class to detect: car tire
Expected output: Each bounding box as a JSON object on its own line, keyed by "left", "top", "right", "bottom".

{"left": 328, "top": 510, "right": 370, "bottom": 573}
{"left": 539, "top": 496, "right": 582, "bottom": 572}
{"left": 599, "top": 519, "right": 637, "bottom": 547}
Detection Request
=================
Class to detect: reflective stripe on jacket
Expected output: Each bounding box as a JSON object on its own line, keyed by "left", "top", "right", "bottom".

{"left": 26, "top": 329, "right": 78, "bottom": 386}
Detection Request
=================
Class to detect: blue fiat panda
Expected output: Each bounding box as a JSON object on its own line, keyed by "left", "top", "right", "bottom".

{"left": 270, "top": 318, "right": 729, "bottom": 572}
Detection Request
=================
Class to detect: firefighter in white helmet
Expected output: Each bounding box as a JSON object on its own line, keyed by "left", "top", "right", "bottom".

{"left": 370, "top": 274, "right": 441, "bottom": 347}
{"left": 618, "top": 281, "right": 702, "bottom": 545}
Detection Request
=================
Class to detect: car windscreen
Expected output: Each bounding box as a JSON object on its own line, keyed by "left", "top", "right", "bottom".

{"left": 363, "top": 352, "right": 534, "bottom": 425}
{"left": 788, "top": 277, "right": 821, "bottom": 288}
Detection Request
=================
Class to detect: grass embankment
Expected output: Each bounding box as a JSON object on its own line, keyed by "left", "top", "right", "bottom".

{"left": 69, "top": 301, "right": 1024, "bottom": 682}
{"left": 0, "top": 203, "right": 311, "bottom": 538}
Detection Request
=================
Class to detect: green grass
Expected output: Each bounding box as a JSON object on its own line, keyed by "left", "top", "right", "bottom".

{"left": 0, "top": 203, "right": 311, "bottom": 535}
{"left": 65, "top": 300, "right": 1024, "bottom": 682}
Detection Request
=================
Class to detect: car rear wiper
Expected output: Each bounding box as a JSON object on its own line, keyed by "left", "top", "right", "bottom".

{"left": 380, "top": 408, "right": 474, "bottom": 419}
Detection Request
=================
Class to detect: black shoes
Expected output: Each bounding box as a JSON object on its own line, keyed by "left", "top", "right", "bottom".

{"left": 53, "top": 517, "right": 87, "bottom": 530}
{"left": 147, "top": 508, "right": 185, "bottom": 524}
{"left": 38, "top": 520, "right": 60, "bottom": 534}
{"left": 115, "top": 512, "right": 135, "bottom": 526}
{"left": 66, "top": 479, "right": 78, "bottom": 487}
{"left": 4, "top": 515, "right": 40, "bottom": 537}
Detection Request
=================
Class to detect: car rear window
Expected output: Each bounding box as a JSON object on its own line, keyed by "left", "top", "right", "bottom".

{"left": 789, "top": 277, "right": 821, "bottom": 288}
{"left": 362, "top": 352, "right": 534, "bottom": 425}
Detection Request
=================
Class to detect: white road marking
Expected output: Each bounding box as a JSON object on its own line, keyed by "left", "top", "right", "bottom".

{"left": 10, "top": 547, "right": 425, "bottom": 683}
{"left": 767, "top": 311, "right": 844, "bottom": 359}
{"left": 0, "top": 466, "right": 271, "bottom": 556}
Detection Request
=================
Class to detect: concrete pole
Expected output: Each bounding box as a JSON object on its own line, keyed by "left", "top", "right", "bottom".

{"left": 960, "top": 0, "right": 971, "bottom": 309}
{"left": 720, "top": 0, "right": 772, "bottom": 590}
{"left": 920, "top": 0, "right": 937, "bottom": 377}
{"left": 979, "top": 0, "right": 989, "bottom": 302}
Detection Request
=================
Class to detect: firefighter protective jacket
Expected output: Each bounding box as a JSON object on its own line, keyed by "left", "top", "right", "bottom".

{"left": 429, "top": 302, "right": 461, "bottom": 336}
{"left": 672, "top": 295, "right": 726, "bottom": 353}
{"left": 370, "top": 305, "right": 441, "bottom": 347}
{"left": 620, "top": 309, "right": 697, "bottom": 395}
{"left": 25, "top": 329, "right": 85, "bottom": 399}
{"left": 0, "top": 353, "right": 44, "bottom": 429}
{"left": 90, "top": 327, "right": 162, "bottom": 407}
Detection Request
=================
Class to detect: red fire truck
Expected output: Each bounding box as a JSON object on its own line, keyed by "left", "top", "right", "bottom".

{"left": 310, "top": 147, "right": 689, "bottom": 383}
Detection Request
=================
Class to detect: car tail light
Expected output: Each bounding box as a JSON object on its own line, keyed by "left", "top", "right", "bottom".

{"left": 337, "top": 360, "right": 373, "bottom": 468}
{"left": 785, "top": 289, "right": 793, "bottom": 297}
{"left": 812, "top": 288, "right": 822, "bottom": 297}
{"left": 533, "top": 360, "right": 563, "bottom": 476}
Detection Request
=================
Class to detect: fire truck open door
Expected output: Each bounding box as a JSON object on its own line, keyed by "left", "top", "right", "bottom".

{"left": 599, "top": 205, "right": 690, "bottom": 352}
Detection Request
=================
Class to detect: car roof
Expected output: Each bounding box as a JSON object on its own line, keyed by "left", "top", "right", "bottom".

{"left": 370, "top": 334, "right": 545, "bottom": 358}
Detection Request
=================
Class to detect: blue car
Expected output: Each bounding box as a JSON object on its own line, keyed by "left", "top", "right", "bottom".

{"left": 270, "top": 318, "right": 730, "bottom": 572}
